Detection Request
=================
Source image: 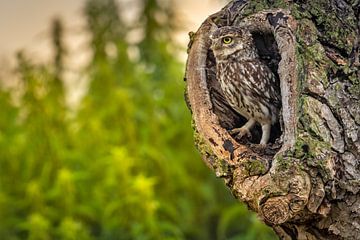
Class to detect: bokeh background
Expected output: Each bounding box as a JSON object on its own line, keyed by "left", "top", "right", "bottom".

{"left": 0, "top": 0, "right": 277, "bottom": 239}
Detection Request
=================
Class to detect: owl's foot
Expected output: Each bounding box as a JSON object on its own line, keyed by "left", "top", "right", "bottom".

{"left": 257, "top": 143, "right": 267, "bottom": 149}
{"left": 229, "top": 127, "right": 252, "bottom": 140}
{"left": 229, "top": 119, "right": 256, "bottom": 141}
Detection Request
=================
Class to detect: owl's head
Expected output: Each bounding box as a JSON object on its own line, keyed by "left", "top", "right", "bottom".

{"left": 210, "top": 26, "right": 256, "bottom": 61}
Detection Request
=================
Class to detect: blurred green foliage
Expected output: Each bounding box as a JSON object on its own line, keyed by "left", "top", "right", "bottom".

{"left": 0, "top": 0, "right": 277, "bottom": 239}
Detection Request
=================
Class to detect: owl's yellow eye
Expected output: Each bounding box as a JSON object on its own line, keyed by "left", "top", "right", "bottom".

{"left": 222, "top": 37, "right": 233, "bottom": 44}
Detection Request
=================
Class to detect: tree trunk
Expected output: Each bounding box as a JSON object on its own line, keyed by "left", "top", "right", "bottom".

{"left": 184, "top": 0, "right": 360, "bottom": 239}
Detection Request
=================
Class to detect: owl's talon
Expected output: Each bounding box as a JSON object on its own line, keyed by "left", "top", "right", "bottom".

{"left": 236, "top": 131, "right": 252, "bottom": 141}
{"left": 229, "top": 128, "right": 240, "bottom": 135}
{"left": 229, "top": 127, "right": 252, "bottom": 140}
{"left": 257, "top": 143, "right": 267, "bottom": 149}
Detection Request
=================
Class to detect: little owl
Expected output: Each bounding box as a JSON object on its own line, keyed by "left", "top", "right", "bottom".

{"left": 210, "top": 26, "right": 280, "bottom": 145}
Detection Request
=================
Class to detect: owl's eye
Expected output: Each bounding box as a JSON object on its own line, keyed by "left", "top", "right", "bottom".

{"left": 222, "top": 37, "right": 233, "bottom": 44}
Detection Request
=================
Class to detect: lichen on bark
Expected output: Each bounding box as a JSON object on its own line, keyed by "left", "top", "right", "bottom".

{"left": 185, "top": 0, "right": 360, "bottom": 239}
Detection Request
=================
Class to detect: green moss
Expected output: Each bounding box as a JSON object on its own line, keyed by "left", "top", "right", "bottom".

{"left": 293, "top": 139, "right": 307, "bottom": 159}
{"left": 342, "top": 65, "right": 360, "bottom": 97}
{"left": 240, "top": 0, "right": 291, "bottom": 17}
{"left": 301, "top": 97, "right": 329, "bottom": 141}
{"left": 294, "top": 17, "right": 355, "bottom": 112}
{"left": 291, "top": 5, "right": 311, "bottom": 19}
{"left": 294, "top": 137, "right": 327, "bottom": 159}
{"left": 296, "top": 19, "right": 319, "bottom": 46}
{"left": 193, "top": 130, "right": 214, "bottom": 159}
{"left": 253, "top": 1, "right": 269, "bottom": 11}
{"left": 272, "top": 0, "right": 289, "bottom": 8}
{"left": 193, "top": 129, "right": 231, "bottom": 177}
{"left": 295, "top": 134, "right": 334, "bottom": 180}
{"left": 249, "top": 0, "right": 290, "bottom": 11}
{"left": 348, "top": 71, "right": 360, "bottom": 96}
{"left": 240, "top": 1, "right": 270, "bottom": 17}
{"left": 274, "top": 154, "right": 291, "bottom": 171}
{"left": 243, "top": 157, "right": 267, "bottom": 176}
{"left": 294, "top": 0, "right": 356, "bottom": 53}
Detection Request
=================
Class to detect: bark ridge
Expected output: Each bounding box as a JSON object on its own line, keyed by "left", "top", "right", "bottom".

{"left": 185, "top": 0, "right": 360, "bottom": 239}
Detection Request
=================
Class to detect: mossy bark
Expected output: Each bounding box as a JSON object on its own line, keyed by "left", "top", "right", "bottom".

{"left": 185, "top": 0, "right": 360, "bottom": 239}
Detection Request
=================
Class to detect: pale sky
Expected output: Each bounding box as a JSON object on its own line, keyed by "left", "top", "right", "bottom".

{"left": 0, "top": 0, "right": 225, "bottom": 104}
{"left": 0, "top": 0, "right": 224, "bottom": 63}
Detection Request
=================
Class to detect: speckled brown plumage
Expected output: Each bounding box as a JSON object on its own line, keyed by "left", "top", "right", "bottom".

{"left": 210, "top": 26, "right": 280, "bottom": 144}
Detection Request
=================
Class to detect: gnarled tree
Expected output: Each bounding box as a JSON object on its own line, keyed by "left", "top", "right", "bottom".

{"left": 185, "top": 0, "right": 360, "bottom": 239}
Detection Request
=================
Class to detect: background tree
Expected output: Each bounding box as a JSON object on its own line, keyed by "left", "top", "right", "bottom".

{"left": 186, "top": 0, "right": 360, "bottom": 239}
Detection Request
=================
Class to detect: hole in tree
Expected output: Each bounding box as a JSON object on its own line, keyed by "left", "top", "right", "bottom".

{"left": 206, "top": 29, "right": 283, "bottom": 155}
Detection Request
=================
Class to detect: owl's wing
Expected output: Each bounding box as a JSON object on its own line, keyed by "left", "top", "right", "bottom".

{"left": 244, "top": 60, "right": 281, "bottom": 108}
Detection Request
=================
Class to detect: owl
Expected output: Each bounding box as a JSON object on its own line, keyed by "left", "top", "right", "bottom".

{"left": 210, "top": 26, "right": 280, "bottom": 145}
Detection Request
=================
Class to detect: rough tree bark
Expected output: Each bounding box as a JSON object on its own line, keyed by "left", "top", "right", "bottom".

{"left": 184, "top": 0, "right": 360, "bottom": 239}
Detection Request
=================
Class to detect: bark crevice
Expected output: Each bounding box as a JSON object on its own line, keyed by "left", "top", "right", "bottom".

{"left": 185, "top": 0, "right": 360, "bottom": 239}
